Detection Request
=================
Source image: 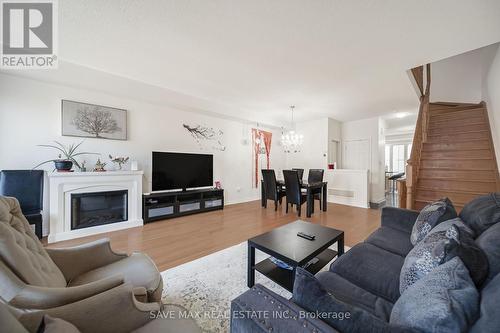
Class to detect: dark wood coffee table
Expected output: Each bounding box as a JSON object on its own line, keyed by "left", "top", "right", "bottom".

{"left": 247, "top": 220, "right": 344, "bottom": 292}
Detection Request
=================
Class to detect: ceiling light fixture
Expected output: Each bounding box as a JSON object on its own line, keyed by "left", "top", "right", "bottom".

{"left": 281, "top": 105, "right": 304, "bottom": 153}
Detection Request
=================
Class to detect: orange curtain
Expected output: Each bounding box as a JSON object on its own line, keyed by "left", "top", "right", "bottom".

{"left": 252, "top": 129, "right": 260, "bottom": 188}
{"left": 252, "top": 129, "right": 273, "bottom": 188}
{"left": 262, "top": 131, "right": 272, "bottom": 169}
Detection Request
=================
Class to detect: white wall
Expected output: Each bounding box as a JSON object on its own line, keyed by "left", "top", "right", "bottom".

{"left": 286, "top": 116, "right": 384, "bottom": 205}
{"left": 341, "top": 117, "right": 385, "bottom": 204}
{"left": 0, "top": 74, "right": 286, "bottom": 209}
{"left": 285, "top": 118, "right": 329, "bottom": 171}
{"left": 328, "top": 118, "right": 342, "bottom": 165}
{"left": 430, "top": 43, "right": 500, "bottom": 167}
{"left": 482, "top": 43, "right": 500, "bottom": 164}
{"left": 431, "top": 48, "right": 484, "bottom": 103}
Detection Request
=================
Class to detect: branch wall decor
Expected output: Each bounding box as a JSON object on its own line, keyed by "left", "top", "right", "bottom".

{"left": 61, "top": 100, "right": 127, "bottom": 140}
{"left": 183, "top": 124, "right": 226, "bottom": 151}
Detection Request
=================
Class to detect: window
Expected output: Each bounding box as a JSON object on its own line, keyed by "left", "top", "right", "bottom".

{"left": 392, "top": 145, "right": 406, "bottom": 173}
{"left": 385, "top": 145, "right": 391, "bottom": 171}
{"left": 385, "top": 143, "right": 412, "bottom": 173}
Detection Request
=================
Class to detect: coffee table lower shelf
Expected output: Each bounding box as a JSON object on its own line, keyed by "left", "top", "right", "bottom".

{"left": 254, "top": 248, "right": 338, "bottom": 292}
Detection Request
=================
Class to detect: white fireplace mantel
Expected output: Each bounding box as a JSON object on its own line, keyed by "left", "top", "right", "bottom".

{"left": 48, "top": 171, "right": 143, "bottom": 243}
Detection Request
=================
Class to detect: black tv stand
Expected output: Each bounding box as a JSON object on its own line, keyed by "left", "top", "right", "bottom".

{"left": 142, "top": 188, "right": 224, "bottom": 223}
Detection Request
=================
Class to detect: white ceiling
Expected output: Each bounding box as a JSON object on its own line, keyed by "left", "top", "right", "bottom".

{"left": 4, "top": 0, "right": 500, "bottom": 126}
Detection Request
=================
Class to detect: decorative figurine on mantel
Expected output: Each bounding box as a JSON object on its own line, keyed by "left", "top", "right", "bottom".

{"left": 93, "top": 158, "right": 107, "bottom": 172}
{"left": 109, "top": 155, "right": 129, "bottom": 170}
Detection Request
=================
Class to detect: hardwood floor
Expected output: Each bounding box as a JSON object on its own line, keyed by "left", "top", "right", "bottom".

{"left": 44, "top": 200, "right": 381, "bottom": 271}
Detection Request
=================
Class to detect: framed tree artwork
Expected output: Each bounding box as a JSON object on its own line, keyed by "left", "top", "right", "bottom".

{"left": 61, "top": 100, "right": 127, "bottom": 140}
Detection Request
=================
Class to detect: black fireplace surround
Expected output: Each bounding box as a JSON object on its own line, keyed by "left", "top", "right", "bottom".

{"left": 71, "top": 190, "right": 128, "bottom": 230}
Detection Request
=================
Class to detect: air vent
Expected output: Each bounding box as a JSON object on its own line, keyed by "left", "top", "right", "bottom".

{"left": 328, "top": 189, "right": 354, "bottom": 198}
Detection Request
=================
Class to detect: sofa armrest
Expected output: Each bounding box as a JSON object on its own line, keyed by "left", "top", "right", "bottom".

{"left": 381, "top": 207, "right": 419, "bottom": 234}
{"left": 14, "top": 283, "right": 159, "bottom": 333}
{"left": 9, "top": 275, "right": 124, "bottom": 310}
{"left": 230, "top": 284, "right": 338, "bottom": 333}
{"left": 46, "top": 238, "right": 128, "bottom": 282}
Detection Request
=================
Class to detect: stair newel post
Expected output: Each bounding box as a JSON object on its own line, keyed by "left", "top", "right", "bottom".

{"left": 406, "top": 160, "right": 414, "bottom": 209}
{"left": 422, "top": 64, "right": 431, "bottom": 143}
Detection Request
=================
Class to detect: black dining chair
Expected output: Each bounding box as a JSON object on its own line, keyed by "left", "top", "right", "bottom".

{"left": 291, "top": 168, "right": 304, "bottom": 182}
{"left": 261, "top": 169, "right": 286, "bottom": 211}
{"left": 0, "top": 170, "right": 44, "bottom": 238}
{"left": 283, "top": 170, "right": 307, "bottom": 217}
{"left": 307, "top": 169, "right": 324, "bottom": 210}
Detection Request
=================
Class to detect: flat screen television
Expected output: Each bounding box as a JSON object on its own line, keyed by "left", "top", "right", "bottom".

{"left": 152, "top": 152, "right": 213, "bottom": 191}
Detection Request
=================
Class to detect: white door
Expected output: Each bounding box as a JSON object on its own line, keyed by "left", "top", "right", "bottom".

{"left": 343, "top": 139, "right": 370, "bottom": 170}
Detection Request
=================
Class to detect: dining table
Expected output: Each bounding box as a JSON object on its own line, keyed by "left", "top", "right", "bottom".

{"left": 261, "top": 179, "right": 328, "bottom": 218}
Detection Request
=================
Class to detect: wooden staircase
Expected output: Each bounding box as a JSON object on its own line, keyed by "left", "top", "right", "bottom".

{"left": 414, "top": 102, "right": 500, "bottom": 211}
{"left": 405, "top": 65, "right": 500, "bottom": 211}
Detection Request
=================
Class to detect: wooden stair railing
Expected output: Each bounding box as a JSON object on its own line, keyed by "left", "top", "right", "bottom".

{"left": 406, "top": 64, "right": 431, "bottom": 209}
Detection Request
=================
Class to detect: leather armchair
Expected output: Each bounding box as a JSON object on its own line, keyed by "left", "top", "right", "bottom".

{"left": 0, "top": 196, "right": 163, "bottom": 316}
{"left": 1, "top": 284, "right": 201, "bottom": 333}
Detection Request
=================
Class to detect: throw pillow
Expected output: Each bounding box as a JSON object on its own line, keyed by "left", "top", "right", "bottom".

{"left": 391, "top": 257, "right": 479, "bottom": 333}
{"left": 292, "top": 268, "right": 413, "bottom": 333}
{"left": 401, "top": 221, "right": 489, "bottom": 293}
{"left": 400, "top": 225, "right": 460, "bottom": 293}
{"left": 410, "top": 198, "right": 457, "bottom": 245}
{"left": 442, "top": 224, "right": 489, "bottom": 287}
{"left": 459, "top": 192, "right": 500, "bottom": 236}
{"left": 427, "top": 217, "right": 474, "bottom": 237}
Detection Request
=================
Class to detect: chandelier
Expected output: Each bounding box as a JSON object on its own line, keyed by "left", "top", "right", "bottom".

{"left": 281, "top": 105, "right": 303, "bottom": 153}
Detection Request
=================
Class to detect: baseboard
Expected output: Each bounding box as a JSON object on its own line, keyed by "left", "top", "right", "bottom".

{"left": 369, "top": 200, "right": 386, "bottom": 209}
{"left": 225, "top": 196, "right": 260, "bottom": 205}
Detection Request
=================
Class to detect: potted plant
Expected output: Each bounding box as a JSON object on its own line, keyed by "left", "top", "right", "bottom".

{"left": 33, "top": 141, "right": 99, "bottom": 172}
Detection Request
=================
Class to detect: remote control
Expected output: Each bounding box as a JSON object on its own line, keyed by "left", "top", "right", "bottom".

{"left": 297, "top": 232, "right": 315, "bottom": 240}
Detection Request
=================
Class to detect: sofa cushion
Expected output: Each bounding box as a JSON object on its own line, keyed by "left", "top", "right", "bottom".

{"left": 475, "top": 222, "right": 500, "bottom": 283}
{"left": 459, "top": 192, "right": 500, "bottom": 236}
{"left": 410, "top": 197, "right": 457, "bottom": 245}
{"left": 470, "top": 273, "right": 500, "bottom": 333}
{"left": 68, "top": 252, "right": 162, "bottom": 301}
{"left": 365, "top": 227, "right": 413, "bottom": 257}
{"left": 391, "top": 257, "right": 479, "bottom": 333}
{"left": 316, "top": 271, "right": 394, "bottom": 321}
{"left": 293, "top": 268, "right": 411, "bottom": 333}
{"left": 330, "top": 243, "right": 404, "bottom": 303}
{"left": 380, "top": 207, "right": 419, "bottom": 234}
{"left": 0, "top": 196, "right": 66, "bottom": 288}
{"left": 40, "top": 315, "right": 81, "bottom": 333}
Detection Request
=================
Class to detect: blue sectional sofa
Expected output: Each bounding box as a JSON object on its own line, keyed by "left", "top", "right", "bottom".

{"left": 231, "top": 193, "right": 500, "bottom": 332}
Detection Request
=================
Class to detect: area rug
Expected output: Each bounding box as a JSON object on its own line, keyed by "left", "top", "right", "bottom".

{"left": 161, "top": 241, "right": 346, "bottom": 332}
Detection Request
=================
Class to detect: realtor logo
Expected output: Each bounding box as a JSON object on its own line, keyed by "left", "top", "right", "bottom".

{"left": 1, "top": 0, "right": 58, "bottom": 69}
